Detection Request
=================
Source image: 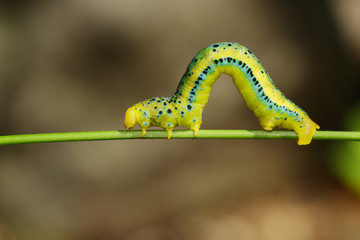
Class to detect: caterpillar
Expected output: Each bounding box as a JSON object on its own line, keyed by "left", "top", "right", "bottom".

{"left": 124, "top": 42, "right": 319, "bottom": 145}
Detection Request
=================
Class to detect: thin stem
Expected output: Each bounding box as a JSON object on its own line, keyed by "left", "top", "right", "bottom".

{"left": 0, "top": 130, "right": 359, "bottom": 145}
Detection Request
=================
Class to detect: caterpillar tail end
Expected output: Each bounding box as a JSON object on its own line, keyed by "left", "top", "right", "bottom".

{"left": 124, "top": 107, "right": 137, "bottom": 130}
{"left": 295, "top": 119, "right": 320, "bottom": 145}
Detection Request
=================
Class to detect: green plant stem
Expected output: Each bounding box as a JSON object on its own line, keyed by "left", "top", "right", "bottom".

{"left": 0, "top": 130, "right": 359, "bottom": 145}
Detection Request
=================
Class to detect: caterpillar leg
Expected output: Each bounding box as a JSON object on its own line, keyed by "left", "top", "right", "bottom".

{"left": 190, "top": 124, "right": 201, "bottom": 137}
{"left": 141, "top": 128, "right": 147, "bottom": 137}
{"left": 258, "top": 117, "right": 276, "bottom": 131}
{"left": 262, "top": 125, "right": 275, "bottom": 131}
{"left": 166, "top": 128, "right": 173, "bottom": 139}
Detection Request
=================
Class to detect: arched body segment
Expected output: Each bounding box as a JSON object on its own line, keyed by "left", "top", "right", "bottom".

{"left": 124, "top": 42, "right": 319, "bottom": 145}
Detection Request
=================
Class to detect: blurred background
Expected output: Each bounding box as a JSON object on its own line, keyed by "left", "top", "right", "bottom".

{"left": 0, "top": 0, "right": 360, "bottom": 239}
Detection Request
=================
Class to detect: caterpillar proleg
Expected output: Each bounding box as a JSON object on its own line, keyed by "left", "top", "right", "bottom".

{"left": 124, "top": 42, "right": 319, "bottom": 145}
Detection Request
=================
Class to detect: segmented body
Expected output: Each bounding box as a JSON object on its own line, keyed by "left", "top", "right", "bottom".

{"left": 124, "top": 42, "right": 319, "bottom": 145}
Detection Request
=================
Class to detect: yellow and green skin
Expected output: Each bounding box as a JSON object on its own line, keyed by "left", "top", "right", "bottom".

{"left": 124, "top": 42, "right": 319, "bottom": 145}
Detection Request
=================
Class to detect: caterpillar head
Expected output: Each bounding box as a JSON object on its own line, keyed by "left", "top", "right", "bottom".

{"left": 124, "top": 107, "right": 137, "bottom": 130}
{"left": 124, "top": 101, "right": 153, "bottom": 135}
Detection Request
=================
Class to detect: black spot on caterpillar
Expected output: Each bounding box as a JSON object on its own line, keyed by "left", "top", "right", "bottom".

{"left": 124, "top": 42, "right": 319, "bottom": 145}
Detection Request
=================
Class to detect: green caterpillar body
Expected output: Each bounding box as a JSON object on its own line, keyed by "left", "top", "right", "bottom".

{"left": 124, "top": 42, "right": 319, "bottom": 145}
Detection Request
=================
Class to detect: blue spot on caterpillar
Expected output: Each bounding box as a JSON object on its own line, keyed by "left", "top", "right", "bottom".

{"left": 124, "top": 42, "right": 319, "bottom": 145}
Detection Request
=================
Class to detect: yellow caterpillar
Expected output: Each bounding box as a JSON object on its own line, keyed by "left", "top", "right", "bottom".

{"left": 124, "top": 42, "right": 319, "bottom": 145}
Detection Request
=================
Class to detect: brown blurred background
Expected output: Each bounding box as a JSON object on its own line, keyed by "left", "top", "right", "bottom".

{"left": 0, "top": 0, "right": 360, "bottom": 239}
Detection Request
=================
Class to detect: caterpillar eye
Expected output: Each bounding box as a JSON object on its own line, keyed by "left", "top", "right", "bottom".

{"left": 124, "top": 107, "right": 137, "bottom": 130}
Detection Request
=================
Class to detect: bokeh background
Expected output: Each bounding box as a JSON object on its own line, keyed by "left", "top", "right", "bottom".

{"left": 0, "top": 0, "right": 360, "bottom": 239}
